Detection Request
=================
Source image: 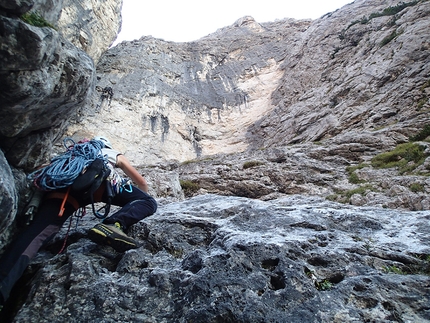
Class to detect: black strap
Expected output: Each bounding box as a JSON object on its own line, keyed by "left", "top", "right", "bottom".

{"left": 92, "top": 180, "right": 114, "bottom": 219}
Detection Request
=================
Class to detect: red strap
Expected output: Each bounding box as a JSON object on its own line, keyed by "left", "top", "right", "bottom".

{"left": 45, "top": 188, "right": 80, "bottom": 216}
{"left": 58, "top": 187, "right": 71, "bottom": 217}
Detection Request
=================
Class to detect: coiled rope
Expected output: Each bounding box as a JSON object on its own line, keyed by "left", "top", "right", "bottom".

{"left": 28, "top": 138, "right": 106, "bottom": 191}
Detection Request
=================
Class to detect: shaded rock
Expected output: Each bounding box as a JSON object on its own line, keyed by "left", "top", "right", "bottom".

{"left": 0, "top": 15, "right": 95, "bottom": 170}
{"left": 0, "top": 0, "right": 34, "bottom": 15}
{"left": 0, "top": 151, "right": 18, "bottom": 251}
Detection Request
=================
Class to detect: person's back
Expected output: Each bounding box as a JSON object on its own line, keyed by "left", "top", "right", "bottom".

{"left": 0, "top": 136, "right": 157, "bottom": 310}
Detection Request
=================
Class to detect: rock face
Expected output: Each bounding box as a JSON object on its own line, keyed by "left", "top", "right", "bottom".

{"left": 0, "top": 0, "right": 122, "bottom": 171}
{"left": 64, "top": 0, "right": 430, "bottom": 210}
{"left": 0, "top": 0, "right": 121, "bottom": 248}
{"left": 0, "top": 14, "right": 94, "bottom": 170}
{"left": 250, "top": 0, "right": 430, "bottom": 148}
{"left": 178, "top": 141, "right": 430, "bottom": 210}
{"left": 8, "top": 195, "right": 430, "bottom": 323}
{"left": 68, "top": 16, "right": 311, "bottom": 164}
{"left": 57, "top": 0, "right": 123, "bottom": 63}
{"left": 69, "top": 0, "right": 430, "bottom": 164}
{"left": 1, "top": 0, "right": 430, "bottom": 321}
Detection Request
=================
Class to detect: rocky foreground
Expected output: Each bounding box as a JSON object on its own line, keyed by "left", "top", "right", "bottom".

{"left": 2, "top": 194, "right": 429, "bottom": 323}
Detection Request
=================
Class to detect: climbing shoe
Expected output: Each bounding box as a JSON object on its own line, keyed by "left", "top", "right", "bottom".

{"left": 88, "top": 222, "right": 138, "bottom": 252}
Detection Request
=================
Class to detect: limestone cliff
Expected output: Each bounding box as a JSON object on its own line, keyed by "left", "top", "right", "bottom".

{"left": 57, "top": 0, "right": 123, "bottom": 63}
{"left": 1, "top": 0, "right": 430, "bottom": 322}
{"left": 71, "top": 0, "right": 429, "bottom": 164}
{"left": 69, "top": 16, "right": 311, "bottom": 163}
{"left": 67, "top": 0, "right": 430, "bottom": 210}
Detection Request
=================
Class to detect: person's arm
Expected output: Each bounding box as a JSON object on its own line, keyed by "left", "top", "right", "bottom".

{"left": 115, "top": 154, "right": 149, "bottom": 192}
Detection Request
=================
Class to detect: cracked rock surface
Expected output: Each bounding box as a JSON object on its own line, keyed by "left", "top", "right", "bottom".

{"left": 8, "top": 195, "right": 430, "bottom": 323}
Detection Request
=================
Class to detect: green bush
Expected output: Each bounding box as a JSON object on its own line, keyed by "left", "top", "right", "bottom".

{"left": 316, "top": 279, "right": 333, "bottom": 291}
{"left": 381, "top": 1, "right": 419, "bottom": 15}
{"left": 20, "top": 12, "right": 56, "bottom": 29}
{"left": 346, "top": 1, "right": 419, "bottom": 30}
{"left": 344, "top": 185, "right": 374, "bottom": 199}
{"left": 346, "top": 163, "right": 368, "bottom": 184}
{"left": 348, "top": 172, "right": 362, "bottom": 184}
{"left": 417, "top": 97, "right": 428, "bottom": 110}
{"left": 410, "top": 124, "right": 430, "bottom": 141}
{"left": 380, "top": 30, "right": 399, "bottom": 46}
{"left": 410, "top": 183, "right": 425, "bottom": 193}
{"left": 384, "top": 265, "right": 405, "bottom": 275}
{"left": 371, "top": 142, "right": 427, "bottom": 174}
{"left": 179, "top": 180, "right": 199, "bottom": 193}
{"left": 420, "top": 80, "right": 430, "bottom": 91}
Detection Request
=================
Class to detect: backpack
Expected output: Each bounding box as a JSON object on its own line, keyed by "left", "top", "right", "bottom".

{"left": 72, "top": 157, "right": 113, "bottom": 218}
{"left": 28, "top": 138, "right": 113, "bottom": 218}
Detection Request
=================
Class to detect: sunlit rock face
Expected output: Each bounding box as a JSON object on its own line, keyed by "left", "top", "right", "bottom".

{"left": 57, "top": 0, "right": 123, "bottom": 63}
{"left": 64, "top": 0, "right": 430, "bottom": 211}
{"left": 12, "top": 195, "right": 430, "bottom": 322}
{"left": 68, "top": 0, "right": 429, "bottom": 166}
{"left": 66, "top": 16, "right": 310, "bottom": 165}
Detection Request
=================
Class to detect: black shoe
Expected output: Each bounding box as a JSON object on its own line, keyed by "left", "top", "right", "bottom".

{"left": 88, "top": 223, "right": 138, "bottom": 252}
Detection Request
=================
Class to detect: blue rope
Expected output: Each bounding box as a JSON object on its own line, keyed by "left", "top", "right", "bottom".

{"left": 28, "top": 138, "right": 106, "bottom": 191}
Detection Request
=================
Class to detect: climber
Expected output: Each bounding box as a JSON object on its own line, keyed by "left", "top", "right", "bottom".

{"left": 96, "top": 86, "right": 114, "bottom": 110}
{"left": 0, "top": 136, "right": 157, "bottom": 308}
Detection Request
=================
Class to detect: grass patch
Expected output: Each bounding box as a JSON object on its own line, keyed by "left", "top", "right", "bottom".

{"left": 410, "top": 124, "right": 430, "bottom": 142}
{"left": 316, "top": 279, "right": 333, "bottom": 291}
{"left": 346, "top": 163, "right": 369, "bottom": 173}
{"left": 383, "top": 254, "right": 430, "bottom": 276}
{"left": 408, "top": 254, "right": 430, "bottom": 275}
{"left": 371, "top": 142, "right": 428, "bottom": 174}
{"left": 417, "top": 97, "right": 428, "bottom": 110}
{"left": 415, "top": 80, "right": 430, "bottom": 110}
{"left": 346, "top": 1, "right": 419, "bottom": 30}
{"left": 372, "top": 1, "right": 419, "bottom": 17}
{"left": 243, "top": 161, "right": 265, "bottom": 170}
{"left": 20, "top": 12, "right": 56, "bottom": 29}
{"left": 420, "top": 79, "right": 430, "bottom": 91}
{"left": 346, "top": 163, "right": 369, "bottom": 184}
{"left": 384, "top": 265, "right": 406, "bottom": 275}
{"left": 326, "top": 185, "right": 375, "bottom": 204}
{"left": 181, "top": 159, "right": 197, "bottom": 166}
{"left": 326, "top": 194, "right": 338, "bottom": 202}
{"left": 348, "top": 173, "right": 363, "bottom": 184}
{"left": 179, "top": 179, "right": 200, "bottom": 194}
{"left": 344, "top": 185, "right": 374, "bottom": 199}
{"left": 380, "top": 30, "right": 402, "bottom": 47}
{"left": 410, "top": 183, "right": 425, "bottom": 192}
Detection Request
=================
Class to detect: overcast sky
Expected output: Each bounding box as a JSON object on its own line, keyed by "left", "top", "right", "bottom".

{"left": 113, "top": 0, "right": 353, "bottom": 45}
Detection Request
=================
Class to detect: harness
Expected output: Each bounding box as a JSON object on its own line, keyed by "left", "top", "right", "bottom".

{"left": 46, "top": 189, "right": 80, "bottom": 215}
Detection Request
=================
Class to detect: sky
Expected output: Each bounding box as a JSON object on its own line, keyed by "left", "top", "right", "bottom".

{"left": 112, "top": 0, "right": 353, "bottom": 46}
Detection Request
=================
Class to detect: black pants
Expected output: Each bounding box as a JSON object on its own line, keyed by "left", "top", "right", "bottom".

{"left": 0, "top": 185, "right": 157, "bottom": 304}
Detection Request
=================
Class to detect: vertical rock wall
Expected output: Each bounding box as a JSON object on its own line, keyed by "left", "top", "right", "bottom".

{"left": 0, "top": 0, "right": 122, "bottom": 249}
{"left": 65, "top": 17, "right": 311, "bottom": 165}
